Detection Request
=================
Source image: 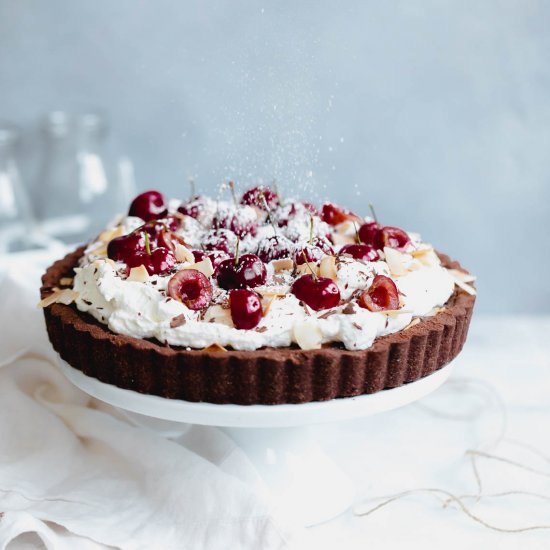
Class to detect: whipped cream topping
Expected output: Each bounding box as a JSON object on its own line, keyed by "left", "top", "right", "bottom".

{"left": 72, "top": 193, "right": 458, "bottom": 352}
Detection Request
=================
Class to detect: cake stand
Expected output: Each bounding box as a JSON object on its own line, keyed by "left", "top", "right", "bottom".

{"left": 57, "top": 356, "right": 454, "bottom": 527}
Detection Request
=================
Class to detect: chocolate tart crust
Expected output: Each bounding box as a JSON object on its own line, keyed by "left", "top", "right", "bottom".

{"left": 41, "top": 247, "right": 475, "bottom": 405}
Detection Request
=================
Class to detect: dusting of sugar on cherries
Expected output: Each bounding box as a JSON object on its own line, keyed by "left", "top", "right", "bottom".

{"left": 105, "top": 185, "right": 413, "bottom": 330}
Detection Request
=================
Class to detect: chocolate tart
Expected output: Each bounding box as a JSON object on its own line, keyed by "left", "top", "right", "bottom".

{"left": 41, "top": 247, "right": 475, "bottom": 405}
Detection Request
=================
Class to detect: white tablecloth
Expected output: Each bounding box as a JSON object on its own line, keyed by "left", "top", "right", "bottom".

{"left": 1, "top": 249, "right": 549, "bottom": 549}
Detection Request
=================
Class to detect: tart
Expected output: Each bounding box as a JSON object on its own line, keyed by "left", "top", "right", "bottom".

{"left": 40, "top": 186, "right": 476, "bottom": 405}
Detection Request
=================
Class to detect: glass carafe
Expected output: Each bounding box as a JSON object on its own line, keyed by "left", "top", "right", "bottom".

{"left": 0, "top": 123, "right": 34, "bottom": 253}
{"left": 36, "top": 111, "right": 117, "bottom": 244}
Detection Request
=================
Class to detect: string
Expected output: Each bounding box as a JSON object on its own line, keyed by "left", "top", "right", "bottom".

{"left": 354, "top": 376, "right": 550, "bottom": 533}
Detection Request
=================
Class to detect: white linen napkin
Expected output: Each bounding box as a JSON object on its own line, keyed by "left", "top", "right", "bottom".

{"left": 0, "top": 251, "right": 302, "bottom": 550}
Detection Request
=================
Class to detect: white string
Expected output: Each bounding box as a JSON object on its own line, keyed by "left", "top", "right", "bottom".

{"left": 354, "top": 376, "right": 550, "bottom": 533}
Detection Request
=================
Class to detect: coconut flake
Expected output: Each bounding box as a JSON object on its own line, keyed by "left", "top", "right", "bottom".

{"left": 127, "top": 265, "right": 150, "bottom": 283}
{"left": 293, "top": 319, "right": 323, "bottom": 350}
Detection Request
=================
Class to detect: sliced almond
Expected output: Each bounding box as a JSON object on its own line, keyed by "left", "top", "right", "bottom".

{"left": 447, "top": 268, "right": 476, "bottom": 284}
{"left": 331, "top": 232, "right": 355, "bottom": 246}
{"left": 174, "top": 242, "right": 195, "bottom": 263}
{"left": 411, "top": 244, "right": 434, "bottom": 258}
{"left": 59, "top": 277, "right": 74, "bottom": 286}
{"left": 256, "top": 289, "right": 287, "bottom": 298}
{"left": 383, "top": 247, "right": 409, "bottom": 276}
{"left": 184, "top": 257, "right": 214, "bottom": 278}
{"left": 334, "top": 220, "right": 356, "bottom": 235}
{"left": 453, "top": 278, "right": 477, "bottom": 296}
{"left": 272, "top": 258, "right": 294, "bottom": 272}
{"left": 127, "top": 265, "right": 150, "bottom": 283}
{"left": 261, "top": 296, "right": 275, "bottom": 317}
{"left": 98, "top": 225, "right": 124, "bottom": 244}
{"left": 56, "top": 289, "right": 80, "bottom": 305}
{"left": 293, "top": 319, "right": 323, "bottom": 350}
{"left": 203, "top": 304, "right": 232, "bottom": 325}
{"left": 417, "top": 249, "right": 441, "bottom": 268}
{"left": 296, "top": 263, "right": 320, "bottom": 277}
{"left": 37, "top": 288, "right": 79, "bottom": 308}
{"left": 404, "top": 318, "right": 421, "bottom": 330}
{"left": 203, "top": 343, "right": 228, "bottom": 352}
{"left": 378, "top": 308, "right": 414, "bottom": 315}
{"left": 89, "top": 244, "right": 108, "bottom": 258}
{"left": 319, "top": 255, "right": 337, "bottom": 281}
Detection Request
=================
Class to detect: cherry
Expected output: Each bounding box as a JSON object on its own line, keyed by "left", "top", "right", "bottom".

{"left": 229, "top": 289, "right": 263, "bottom": 330}
{"left": 107, "top": 232, "right": 145, "bottom": 262}
{"left": 294, "top": 244, "right": 325, "bottom": 265}
{"left": 311, "top": 237, "right": 334, "bottom": 255}
{"left": 167, "top": 269, "right": 213, "bottom": 310}
{"left": 240, "top": 186, "right": 279, "bottom": 211}
{"left": 203, "top": 229, "right": 238, "bottom": 254}
{"left": 374, "top": 226, "right": 411, "bottom": 251}
{"left": 276, "top": 201, "right": 318, "bottom": 227}
{"left": 358, "top": 275, "right": 399, "bottom": 312}
{"left": 291, "top": 274, "right": 341, "bottom": 311}
{"left": 217, "top": 254, "right": 267, "bottom": 290}
{"left": 128, "top": 190, "right": 168, "bottom": 222}
{"left": 178, "top": 196, "right": 208, "bottom": 219}
{"left": 320, "top": 202, "right": 360, "bottom": 226}
{"left": 146, "top": 248, "right": 176, "bottom": 275}
{"left": 124, "top": 247, "right": 176, "bottom": 275}
{"left": 358, "top": 221, "right": 380, "bottom": 246}
{"left": 212, "top": 206, "right": 258, "bottom": 238}
{"left": 339, "top": 243, "right": 380, "bottom": 262}
{"left": 256, "top": 235, "right": 293, "bottom": 263}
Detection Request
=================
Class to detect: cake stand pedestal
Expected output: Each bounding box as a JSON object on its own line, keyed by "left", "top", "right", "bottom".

{"left": 57, "top": 357, "right": 454, "bottom": 527}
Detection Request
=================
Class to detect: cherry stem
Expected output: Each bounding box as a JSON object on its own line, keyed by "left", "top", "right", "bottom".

{"left": 302, "top": 251, "right": 318, "bottom": 281}
{"left": 353, "top": 222, "right": 360, "bottom": 243}
{"left": 368, "top": 202, "right": 379, "bottom": 225}
{"left": 234, "top": 236, "right": 240, "bottom": 266}
{"left": 143, "top": 231, "right": 151, "bottom": 256}
{"left": 309, "top": 215, "right": 314, "bottom": 245}
{"left": 228, "top": 180, "right": 238, "bottom": 207}
{"left": 189, "top": 177, "right": 196, "bottom": 199}
{"left": 262, "top": 192, "right": 277, "bottom": 235}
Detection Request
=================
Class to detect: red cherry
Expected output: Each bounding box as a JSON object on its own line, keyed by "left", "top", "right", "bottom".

{"left": 276, "top": 201, "right": 318, "bottom": 227}
{"left": 129, "top": 190, "right": 168, "bottom": 222}
{"left": 178, "top": 196, "right": 208, "bottom": 219}
{"left": 203, "top": 229, "right": 238, "bottom": 254}
{"left": 157, "top": 229, "right": 188, "bottom": 252}
{"left": 256, "top": 235, "right": 293, "bottom": 263}
{"left": 358, "top": 221, "right": 380, "bottom": 246}
{"left": 339, "top": 243, "right": 380, "bottom": 262}
{"left": 212, "top": 207, "right": 258, "bottom": 238}
{"left": 229, "top": 289, "right": 263, "bottom": 330}
{"left": 107, "top": 232, "right": 146, "bottom": 262}
{"left": 148, "top": 248, "right": 176, "bottom": 275}
{"left": 311, "top": 237, "right": 334, "bottom": 255}
{"left": 374, "top": 226, "right": 411, "bottom": 251}
{"left": 358, "top": 275, "right": 399, "bottom": 312}
{"left": 217, "top": 254, "right": 267, "bottom": 290}
{"left": 320, "top": 202, "right": 360, "bottom": 226}
{"left": 240, "top": 186, "right": 279, "bottom": 210}
{"left": 124, "top": 248, "right": 176, "bottom": 275}
{"left": 167, "top": 269, "right": 213, "bottom": 310}
{"left": 294, "top": 244, "right": 325, "bottom": 265}
{"left": 291, "top": 274, "right": 341, "bottom": 311}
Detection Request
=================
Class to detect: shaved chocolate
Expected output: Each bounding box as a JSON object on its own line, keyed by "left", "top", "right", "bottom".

{"left": 170, "top": 314, "right": 186, "bottom": 328}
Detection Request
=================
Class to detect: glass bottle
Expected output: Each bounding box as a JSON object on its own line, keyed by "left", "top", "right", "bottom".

{"left": 0, "top": 123, "right": 34, "bottom": 253}
{"left": 36, "top": 111, "right": 119, "bottom": 244}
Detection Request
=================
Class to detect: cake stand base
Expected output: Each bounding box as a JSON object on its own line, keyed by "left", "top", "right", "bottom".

{"left": 57, "top": 357, "right": 454, "bottom": 527}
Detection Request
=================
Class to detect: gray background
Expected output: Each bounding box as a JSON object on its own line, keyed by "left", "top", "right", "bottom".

{"left": 1, "top": 0, "right": 549, "bottom": 313}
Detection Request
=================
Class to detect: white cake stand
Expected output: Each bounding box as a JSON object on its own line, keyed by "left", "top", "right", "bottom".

{"left": 57, "top": 357, "right": 454, "bottom": 527}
